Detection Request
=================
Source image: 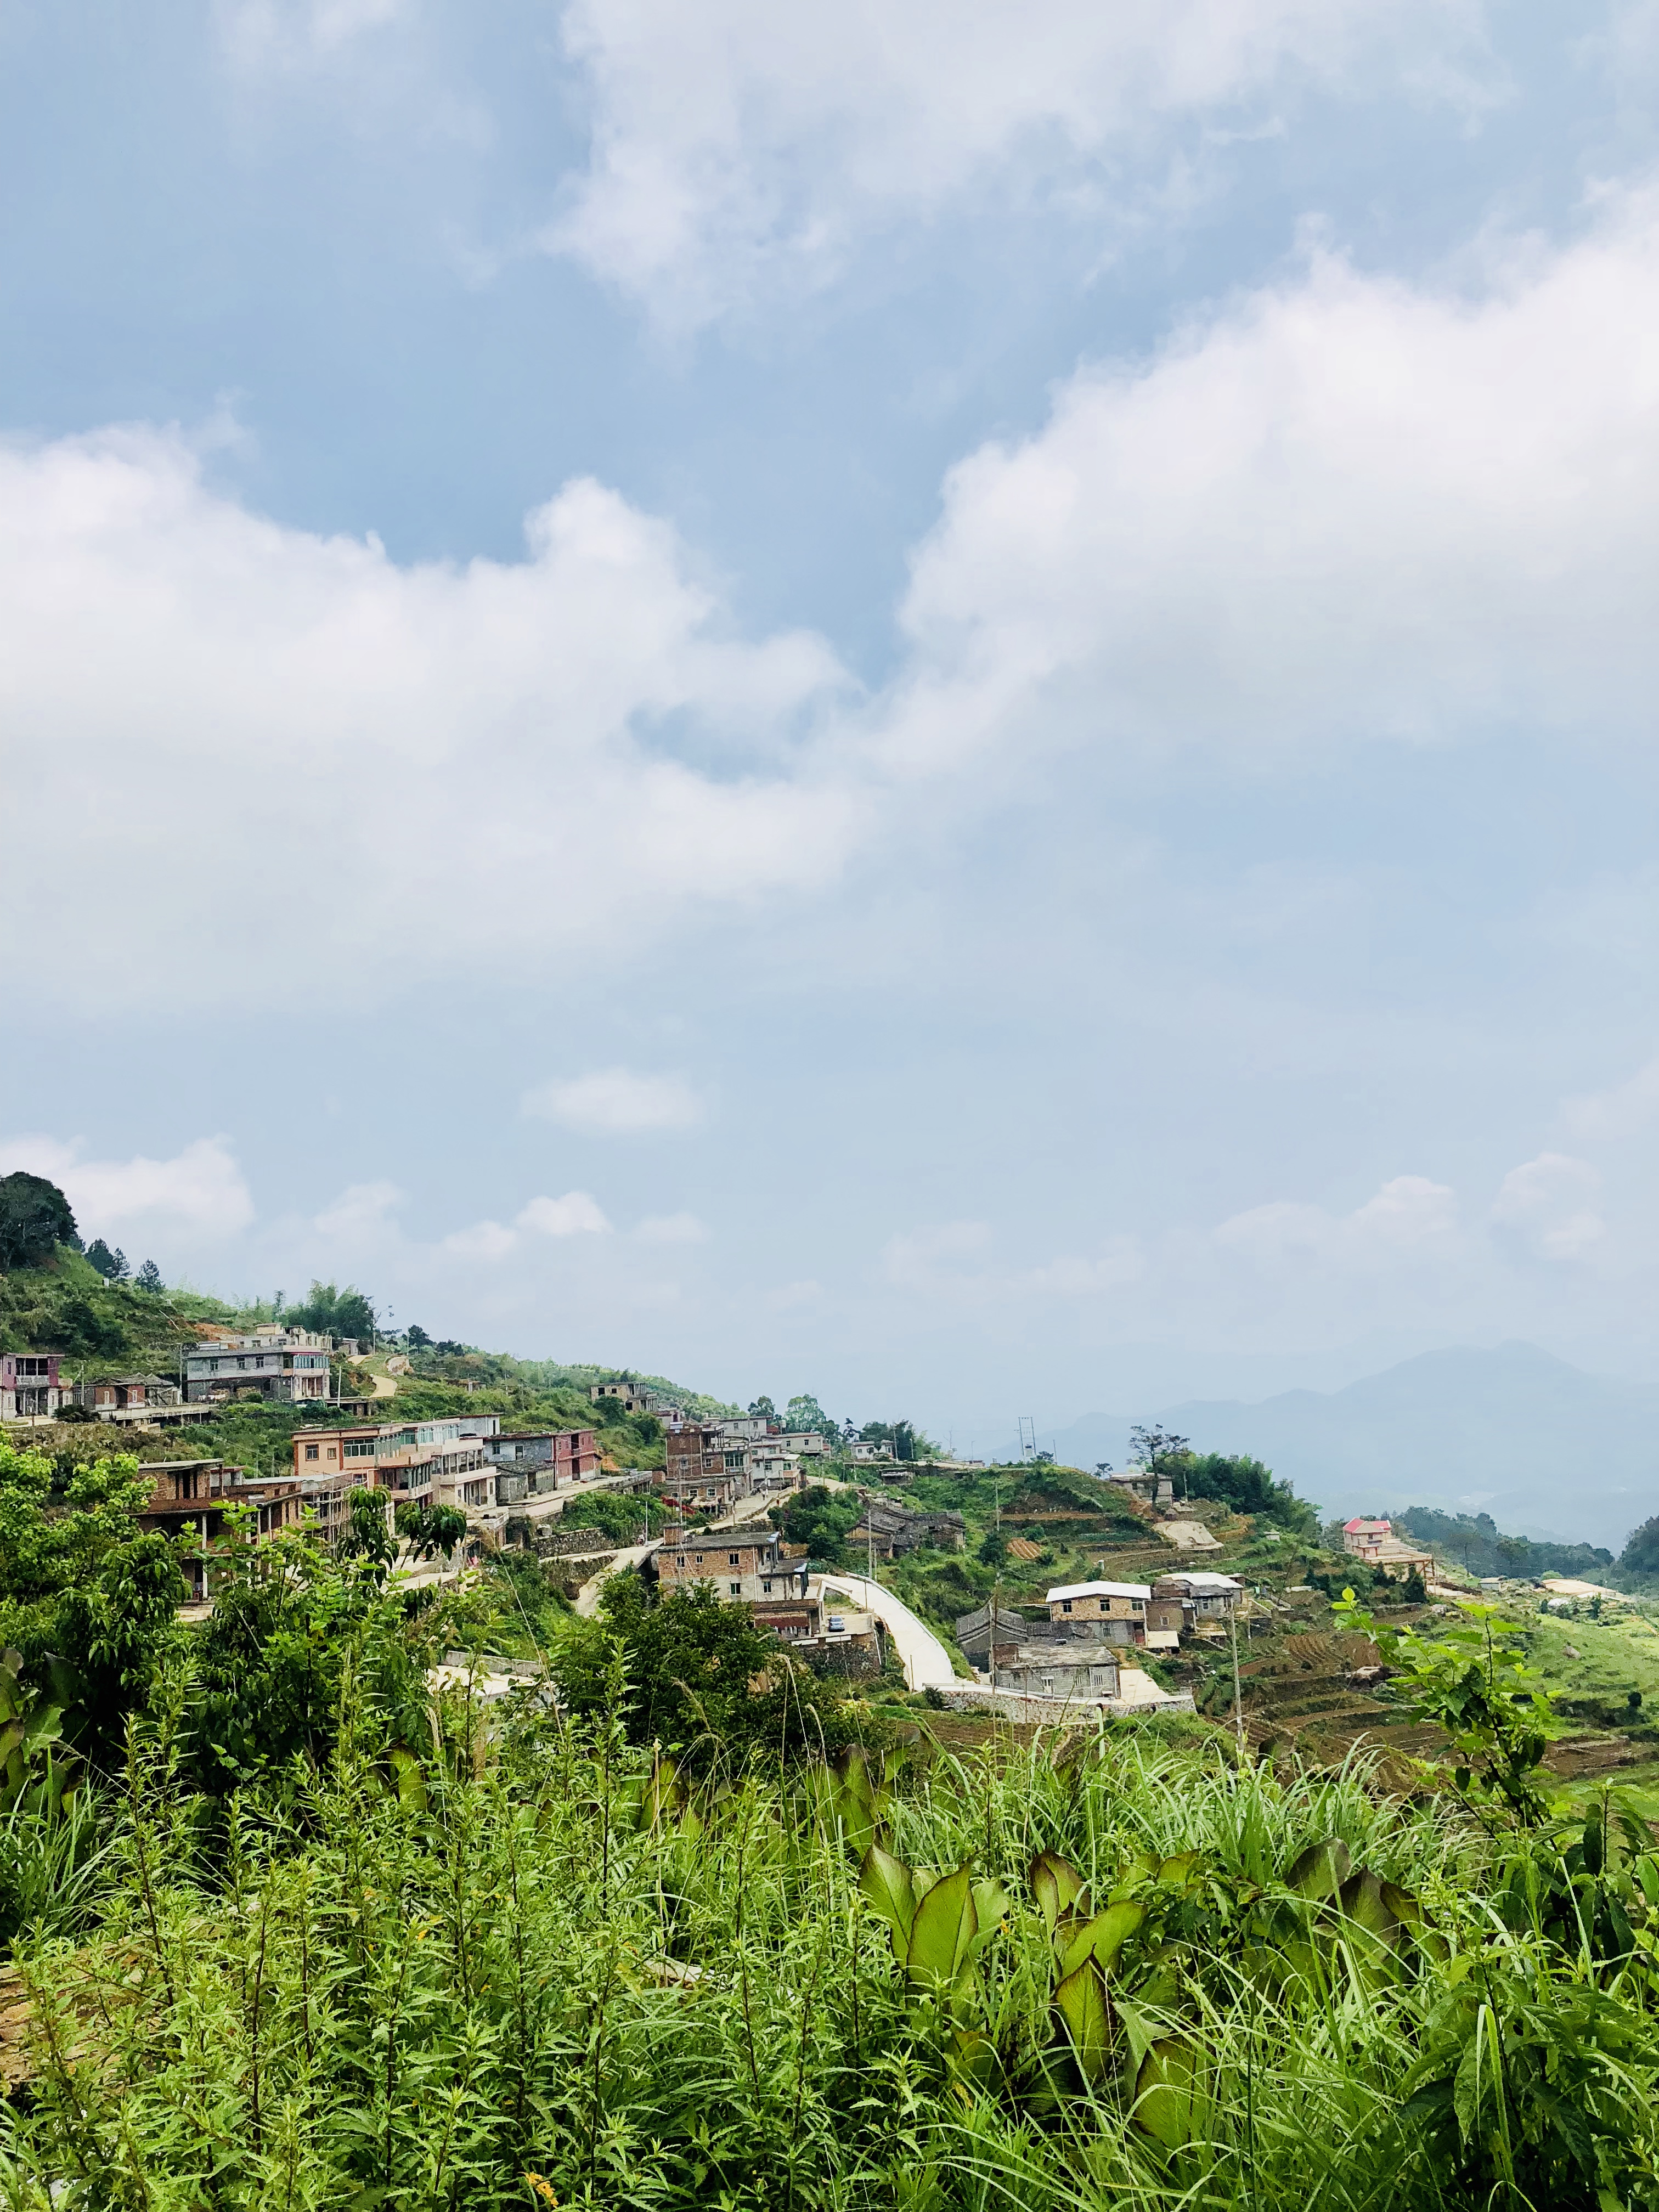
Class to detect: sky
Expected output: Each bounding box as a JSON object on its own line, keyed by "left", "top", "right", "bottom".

{"left": 5, "top": 0, "right": 1659, "bottom": 1453}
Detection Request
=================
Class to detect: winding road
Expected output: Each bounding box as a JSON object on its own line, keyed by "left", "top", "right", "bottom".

{"left": 816, "top": 1572, "right": 956, "bottom": 1691}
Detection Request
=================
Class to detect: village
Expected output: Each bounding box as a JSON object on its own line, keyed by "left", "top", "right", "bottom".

{"left": 0, "top": 1319, "right": 1491, "bottom": 1731}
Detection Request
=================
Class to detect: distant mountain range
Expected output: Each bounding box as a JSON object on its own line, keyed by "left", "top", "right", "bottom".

{"left": 1041, "top": 1342, "right": 1659, "bottom": 1554}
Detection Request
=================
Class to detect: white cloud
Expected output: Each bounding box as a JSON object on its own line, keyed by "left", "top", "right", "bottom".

{"left": 313, "top": 1180, "right": 404, "bottom": 1239}
{"left": 0, "top": 1133, "right": 255, "bottom": 1239}
{"left": 0, "top": 431, "right": 856, "bottom": 1014}
{"left": 1216, "top": 1174, "right": 1457, "bottom": 1267}
{"left": 883, "top": 188, "right": 1659, "bottom": 776}
{"left": 882, "top": 1221, "right": 1144, "bottom": 1303}
{"left": 516, "top": 1191, "right": 612, "bottom": 1236}
{"left": 523, "top": 1069, "right": 704, "bottom": 1133}
{"left": 1491, "top": 1153, "right": 1606, "bottom": 1260}
{"left": 1563, "top": 1056, "right": 1659, "bottom": 1141}
{"left": 15, "top": 193, "right": 1659, "bottom": 1024}
{"left": 551, "top": 0, "right": 1492, "bottom": 324}
{"left": 438, "top": 1218, "right": 520, "bottom": 1262}
{"left": 635, "top": 1210, "right": 708, "bottom": 1243}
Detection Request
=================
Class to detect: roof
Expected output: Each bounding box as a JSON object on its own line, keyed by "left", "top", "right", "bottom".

{"left": 1155, "top": 1572, "right": 1242, "bottom": 1594}
{"left": 1046, "top": 1580, "right": 1152, "bottom": 1603}
{"left": 1344, "top": 1516, "right": 1390, "bottom": 1532}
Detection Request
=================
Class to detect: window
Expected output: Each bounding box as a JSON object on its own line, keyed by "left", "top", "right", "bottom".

{"left": 727, "top": 1552, "right": 740, "bottom": 1566}
{"left": 762, "top": 1581, "right": 773, "bottom": 1594}
{"left": 1061, "top": 1600, "right": 1073, "bottom": 1614}
{"left": 305, "top": 1444, "right": 319, "bottom": 1462}
{"left": 729, "top": 1582, "right": 741, "bottom": 1596}
{"left": 693, "top": 1554, "right": 704, "bottom": 1566}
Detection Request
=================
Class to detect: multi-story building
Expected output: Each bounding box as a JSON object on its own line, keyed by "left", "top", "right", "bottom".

{"left": 1341, "top": 1518, "right": 1433, "bottom": 1573}
{"left": 289, "top": 1419, "right": 492, "bottom": 1511}
{"left": 185, "top": 1328, "right": 331, "bottom": 1405}
{"left": 484, "top": 1429, "right": 601, "bottom": 1488}
{"left": 656, "top": 1522, "right": 825, "bottom": 1637}
{"left": 664, "top": 1421, "right": 752, "bottom": 1510}
{"left": 136, "top": 1459, "right": 306, "bottom": 1600}
{"left": 0, "top": 1352, "right": 64, "bottom": 1420}
{"left": 1044, "top": 1579, "right": 1152, "bottom": 1649}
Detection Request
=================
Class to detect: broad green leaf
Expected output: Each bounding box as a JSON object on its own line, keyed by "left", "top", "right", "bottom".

{"left": 1087, "top": 1899, "right": 1146, "bottom": 1968}
{"left": 1053, "top": 1957, "right": 1112, "bottom": 2083}
{"left": 907, "top": 1864, "right": 977, "bottom": 1989}
{"left": 1338, "top": 1869, "right": 1401, "bottom": 1946}
{"left": 967, "top": 1880, "right": 1011, "bottom": 1959}
{"left": 1115, "top": 1996, "right": 1159, "bottom": 2076}
{"left": 1134, "top": 2036, "right": 1208, "bottom": 2149}
{"left": 1059, "top": 1900, "right": 1146, "bottom": 1977}
{"left": 1286, "top": 1838, "right": 1351, "bottom": 1899}
{"left": 1030, "top": 1850, "right": 1087, "bottom": 1933}
{"left": 859, "top": 1845, "right": 916, "bottom": 1964}
{"left": 1156, "top": 1851, "right": 1201, "bottom": 1887}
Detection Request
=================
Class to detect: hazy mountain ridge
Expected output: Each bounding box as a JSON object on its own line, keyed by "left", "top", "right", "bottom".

{"left": 1042, "top": 1341, "right": 1659, "bottom": 1554}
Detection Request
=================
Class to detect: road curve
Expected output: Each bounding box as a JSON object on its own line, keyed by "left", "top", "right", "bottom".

{"left": 817, "top": 1572, "right": 957, "bottom": 1691}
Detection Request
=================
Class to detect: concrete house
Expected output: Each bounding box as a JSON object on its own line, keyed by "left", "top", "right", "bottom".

{"left": 1109, "top": 1466, "right": 1175, "bottom": 1507}
{"left": 1342, "top": 1518, "right": 1434, "bottom": 1573}
{"left": 0, "top": 1352, "right": 64, "bottom": 1420}
{"left": 993, "top": 1646, "right": 1122, "bottom": 1702}
{"left": 185, "top": 1328, "right": 331, "bottom": 1406}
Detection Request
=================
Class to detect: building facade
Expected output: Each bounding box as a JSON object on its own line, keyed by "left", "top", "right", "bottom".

{"left": 1045, "top": 1580, "right": 1152, "bottom": 1647}
{"left": 186, "top": 1328, "right": 331, "bottom": 1405}
{"left": 0, "top": 1352, "right": 64, "bottom": 1420}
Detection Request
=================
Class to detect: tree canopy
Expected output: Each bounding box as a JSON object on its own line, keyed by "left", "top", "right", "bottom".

{"left": 0, "top": 1172, "right": 77, "bottom": 1271}
{"left": 285, "top": 1280, "right": 377, "bottom": 1342}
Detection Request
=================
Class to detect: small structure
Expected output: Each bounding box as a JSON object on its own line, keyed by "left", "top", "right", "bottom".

{"left": 846, "top": 1498, "right": 966, "bottom": 1558}
{"left": 993, "top": 1646, "right": 1121, "bottom": 1702}
{"left": 1109, "top": 1465, "right": 1174, "bottom": 1508}
{"left": 71, "top": 1374, "right": 181, "bottom": 1415}
{"left": 589, "top": 1378, "right": 681, "bottom": 1418}
{"left": 955, "top": 1601, "right": 1037, "bottom": 1669}
{"left": 1152, "top": 1571, "right": 1243, "bottom": 1639}
{"left": 185, "top": 1328, "right": 331, "bottom": 1406}
{"left": 0, "top": 1352, "right": 65, "bottom": 1421}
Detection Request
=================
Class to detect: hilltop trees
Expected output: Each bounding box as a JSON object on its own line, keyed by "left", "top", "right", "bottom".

{"left": 286, "top": 1280, "right": 377, "bottom": 1342}
{"left": 0, "top": 1172, "right": 77, "bottom": 1271}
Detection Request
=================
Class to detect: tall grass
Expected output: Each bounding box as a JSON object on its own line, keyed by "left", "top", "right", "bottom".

{"left": 0, "top": 1694, "right": 1651, "bottom": 2210}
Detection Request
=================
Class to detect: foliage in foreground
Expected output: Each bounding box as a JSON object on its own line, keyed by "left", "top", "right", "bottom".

{"left": 3, "top": 1641, "right": 1659, "bottom": 2207}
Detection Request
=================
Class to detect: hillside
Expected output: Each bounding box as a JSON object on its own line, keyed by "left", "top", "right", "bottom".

{"left": 1045, "top": 1340, "right": 1659, "bottom": 1553}
{"left": 0, "top": 1251, "right": 705, "bottom": 1475}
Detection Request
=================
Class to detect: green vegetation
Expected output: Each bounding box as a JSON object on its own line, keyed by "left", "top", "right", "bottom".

{"left": 4, "top": 1528, "right": 1659, "bottom": 2206}
{"left": 0, "top": 1173, "right": 77, "bottom": 1272}
{"left": 1397, "top": 1505, "right": 1613, "bottom": 1581}
{"left": 5, "top": 1415, "right": 1659, "bottom": 2205}
{"left": 776, "top": 1482, "right": 865, "bottom": 1564}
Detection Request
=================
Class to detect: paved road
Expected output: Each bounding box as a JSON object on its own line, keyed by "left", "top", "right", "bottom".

{"left": 817, "top": 1572, "right": 957, "bottom": 1691}
{"left": 574, "top": 1539, "right": 659, "bottom": 1616}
